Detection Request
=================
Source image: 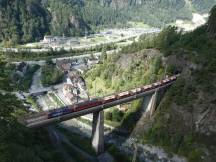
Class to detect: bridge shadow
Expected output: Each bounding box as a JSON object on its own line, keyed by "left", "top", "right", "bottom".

{"left": 54, "top": 87, "right": 168, "bottom": 156}
{"left": 103, "top": 87, "right": 168, "bottom": 153}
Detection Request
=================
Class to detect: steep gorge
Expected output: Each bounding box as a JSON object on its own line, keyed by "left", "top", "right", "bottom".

{"left": 85, "top": 7, "right": 216, "bottom": 161}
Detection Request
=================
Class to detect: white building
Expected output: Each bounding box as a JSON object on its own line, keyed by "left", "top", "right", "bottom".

{"left": 43, "top": 36, "right": 55, "bottom": 43}
{"left": 63, "top": 84, "right": 75, "bottom": 102}
{"left": 43, "top": 36, "right": 74, "bottom": 44}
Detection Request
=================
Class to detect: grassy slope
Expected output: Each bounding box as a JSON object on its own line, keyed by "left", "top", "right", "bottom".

{"left": 84, "top": 48, "right": 167, "bottom": 132}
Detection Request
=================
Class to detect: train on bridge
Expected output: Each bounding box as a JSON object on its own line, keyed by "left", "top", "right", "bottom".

{"left": 25, "top": 75, "right": 179, "bottom": 124}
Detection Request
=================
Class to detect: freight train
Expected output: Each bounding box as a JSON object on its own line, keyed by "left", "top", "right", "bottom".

{"left": 26, "top": 75, "right": 179, "bottom": 124}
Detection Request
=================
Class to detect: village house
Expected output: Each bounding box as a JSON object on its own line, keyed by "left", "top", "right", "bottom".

{"left": 42, "top": 36, "right": 79, "bottom": 45}
{"left": 43, "top": 36, "right": 55, "bottom": 43}
{"left": 63, "top": 84, "right": 76, "bottom": 102}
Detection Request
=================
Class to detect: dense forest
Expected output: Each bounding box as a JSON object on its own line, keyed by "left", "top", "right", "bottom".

{"left": 46, "top": 0, "right": 89, "bottom": 36}
{"left": 0, "top": 0, "right": 216, "bottom": 45}
{"left": 0, "top": 0, "right": 50, "bottom": 45}
{"left": 41, "top": 60, "right": 64, "bottom": 86}
{"left": 0, "top": 95, "right": 65, "bottom": 162}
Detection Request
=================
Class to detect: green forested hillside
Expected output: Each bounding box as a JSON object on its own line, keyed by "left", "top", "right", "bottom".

{"left": 0, "top": 93, "right": 64, "bottom": 162}
{"left": 1, "top": 0, "right": 216, "bottom": 45}
{"left": 0, "top": 0, "right": 50, "bottom": 45}
{"left": 98, "top": 0, "right": 193, "bottom": 26}
{"left": 0, "top": 56, "right": 64, "bottom": 161}
{"left": 85, "top": 48, "right": 168, "bottom": 131}
{"left": 46, "top": 0, "right": 89, "bottom": 36}
{"left": 143, "top": 25, "right": 216, "bottom": 161}
{"left": 85, "top": 6, "right": 216, "bottom": 162}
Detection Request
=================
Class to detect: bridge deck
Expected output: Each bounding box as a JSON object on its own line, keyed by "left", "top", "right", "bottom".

{"left": 21, "top": 75, "right": 179, "bottom": 128}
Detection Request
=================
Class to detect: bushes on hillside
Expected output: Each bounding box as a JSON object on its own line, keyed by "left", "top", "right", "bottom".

{"left": 41, "top": 64, "right": 64, "bottom": 86}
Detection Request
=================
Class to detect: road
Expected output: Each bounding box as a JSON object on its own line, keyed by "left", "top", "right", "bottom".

{"left": 29, "top": 83, "right": 63, "bottom": 95}
{"left": 11, "top": 49, "right": 118, "bottom": 65}
{"left": 2, "top": 28, "right": 160, "bottom": 54}
{"left": 10, "top": 28, "right": 161, "bottom": 65}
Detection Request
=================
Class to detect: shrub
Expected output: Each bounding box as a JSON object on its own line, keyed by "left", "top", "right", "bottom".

{"left": 105, "top": 111, "right": 112, "bottom": 121}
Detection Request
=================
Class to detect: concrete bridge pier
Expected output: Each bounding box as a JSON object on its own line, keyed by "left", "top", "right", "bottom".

{"left": 146, "top": 89, "right": 159, "bottom": 117}
{"left": 91, "top": 110, "right": 104, "bottom": 155}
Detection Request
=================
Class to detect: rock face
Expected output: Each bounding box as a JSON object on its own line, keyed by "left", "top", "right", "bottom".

{"left": 164, "top": 52, "right": 216, "bottom": 135}
{"left": 207, "top": 5, "right": 216, "bottom": 38}
{"left": 131, "top": 51, "right": 215, "bottom": 137}
{"left": 131, "top": 49, "right": 216, "bottom": 161}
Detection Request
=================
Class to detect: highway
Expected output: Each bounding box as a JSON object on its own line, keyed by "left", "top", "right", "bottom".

{"left": 1, "top": 28, "right": 160, "bottom": 54}
{"left": 11, "top": 49, "right": 118, "bottom": 66}
{"left": 21, "top": 75, "right": 179, "bottom": 128}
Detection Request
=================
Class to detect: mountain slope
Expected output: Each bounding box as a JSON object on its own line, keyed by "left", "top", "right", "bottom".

{"left": 138, "top": 10, "right": 216, "bottom": 162}
{"left": 85, "top": 6, "right": 216, "bottom": 162}
{"left": 0, "top": 0, "right": 50, "bottom": 45}
{"left": 46, "top": 0, "right": 89, "bottom": 36}
{"left": 0, "top": 0, "right": 216, "bottom": 45}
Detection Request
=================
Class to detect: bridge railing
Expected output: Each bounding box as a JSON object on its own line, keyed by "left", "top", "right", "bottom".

{"left": 20, "top": 74, "right": 180, "bottom": 125}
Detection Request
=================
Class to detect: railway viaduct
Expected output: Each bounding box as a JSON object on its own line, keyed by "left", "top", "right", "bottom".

{"left": 22, "top": 77, "right": 178, "bottom": 156}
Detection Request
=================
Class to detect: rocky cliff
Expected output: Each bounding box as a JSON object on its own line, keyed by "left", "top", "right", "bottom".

{"left": 129, "top": 17, "right": 216, "bottom": 162}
